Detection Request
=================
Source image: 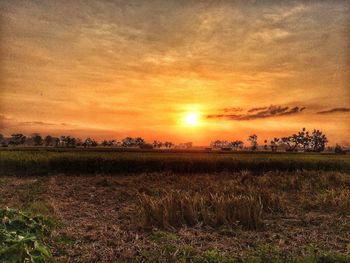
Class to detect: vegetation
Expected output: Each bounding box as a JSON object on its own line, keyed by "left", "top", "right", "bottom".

{"left": 0, "top": 127, "right": 341, "bottom": 153}
{"left": 0, "top": 208, "right": 53, "bottom": 263}
{"left": 1, "top": 170, "right": 349, "bottom": 262}
{"left": 248, "top": 134, "right": 258, "bottom": 151}
{"left": 138, "top": 230, "right": 350, "bottom": 262}
{"left": 335, "top": 144, "right": 346, "bottom": 155}
{"left": 1, "top": 150, "right": 349, "bottom": 176}
{"left": 140, "top": 190, "right": 264, "bottom": 229}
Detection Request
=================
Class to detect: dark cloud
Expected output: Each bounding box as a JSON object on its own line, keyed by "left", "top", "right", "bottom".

{"left": 247, "top": 107, "right": 268, "bottom": 113}
{"left": 223, "top": 107, "right": 243, "bottom": 113}
{"left": 317, "top": 108, "right": 350, "bottom": 114}
{"left": 207, "top": 105, "right": 306, "bottom": 121}
{"left": 19, "top": 121, "right": 55, "bottom": 126}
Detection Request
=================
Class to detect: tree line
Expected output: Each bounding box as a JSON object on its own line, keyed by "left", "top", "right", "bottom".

{"left": 211, "top": 128, "right": 344, "bottom": 153}
{"left": 0, "top": 128, "right": 346, "bottom": 153}
{"left": 0, "top": 133, "right": 175, "bottom": 149}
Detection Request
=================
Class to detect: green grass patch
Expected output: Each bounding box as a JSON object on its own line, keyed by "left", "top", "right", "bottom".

{"left": 1, "top": 150, "right": 349, "bottom": 175}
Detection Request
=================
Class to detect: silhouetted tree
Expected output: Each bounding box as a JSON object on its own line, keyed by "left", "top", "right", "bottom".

{"left": 0, "top": 134, "right": 7, "bottom": 147}
{"left": 82, "top": 138, "right": 97, "bottom": 148}
{"left": 101, "top": 140, "right": 115, "bottom": 147}
{"left": 52, "top": 137, "right": 59, "bottom": 147}
{"left": 122, "top": 137, "right": 134, "bottom": 147}
{"left": 230, "top": 140, "right": 244, "bottom": 150}
{"left": 9, "top": 134, "right": 26, "bottom": 146}
{"left": 334, "top": 144, "right": 346, "bottom": 154}
{"left": 153, "top": 140, "right": 163, "bottom": 148}
{"left": 264, "top": 140, "right": 268, "bottom": 151}
{"left": 248, "top": 134, "right": 258, "bottom": 151}
{"left": 281, "top": 128, "right": 327, "bottom": 152}
{"left": 60, "top": 136, "right": 76, "bottom": 147}
{"left": 211, "top": 140, "right": 230, "bottom": 149}
{"left": 164, "top": 141, "right": 173, "bottom": 148}
{"left": 134, "top": 137, "right": 145, "bottom": 146}
{"left": 309, "top": 129, "right": 328, "bottom": 152}
{"left": 75, "top": 138, "right": 83, "bottom": 147}
{"left": 31, "top": 134, "right": 43, "bottom": 146}
{"left": 270, "top": 138, "right": 280, "bottom": 152}
{"left": 44, "top": 135, "right": 53, "bottom": 146}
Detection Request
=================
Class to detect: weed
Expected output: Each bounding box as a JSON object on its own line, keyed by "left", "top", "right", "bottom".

{"left": 0, "top": 208, "right": 54, "bottom": 262}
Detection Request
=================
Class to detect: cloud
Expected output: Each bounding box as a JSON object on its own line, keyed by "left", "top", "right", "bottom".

{"left": 19, "top": 121, "right": 55, "bottom": 126}
{"left": 223, "top": 107, "right": 243, "bottom": 113}
{"left": 317, "top": 108, "right": 350, "bottom": 114}
{"left": 0, "top": 114, "right": 72, "bottom": 129}
{"left": 247, "top": 107, "right": 268, "bottom": 113}
{"left": 207, "top": 105, "right": 306, "bottom": 121}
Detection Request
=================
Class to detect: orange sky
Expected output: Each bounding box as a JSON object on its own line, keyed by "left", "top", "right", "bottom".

{"left": 1, "top": 0, "right": 349, "bottom": 145}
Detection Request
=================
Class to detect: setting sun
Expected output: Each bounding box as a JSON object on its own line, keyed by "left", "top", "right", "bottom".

{"left": 184, "top": 112, "right": 199, "bottom": 126}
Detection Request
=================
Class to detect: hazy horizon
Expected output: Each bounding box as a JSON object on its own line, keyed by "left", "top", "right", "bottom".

{"left": 1, "top": 0, "right": 349, "bottom": 145}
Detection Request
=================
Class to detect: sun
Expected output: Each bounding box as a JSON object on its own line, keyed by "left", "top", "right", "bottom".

{"left": 184, "top": 112, "right": 199, "bottom": 126}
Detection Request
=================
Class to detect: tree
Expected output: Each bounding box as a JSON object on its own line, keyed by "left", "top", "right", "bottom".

{"left": 75, "top": 138, "right": 83, "bottom": 147}
{"left": 248, "top": 134, "right": 258, "bottom": 151}
{"left": 281, "top": 128, "right": 328, "bottom": 152}
{"left": 53, "top": 137, "right": 60, "bottom": 147}
{"left": 334, "top": 144, "right": 346, "bottom": 154}
{"left": 281, "top": 135, "right": 298, "bottom": 152}
{"left": 101, "top": 140, "right": 115, "bottom": 147}
{"left": 9, "top": 134, "right": 26, "bottom": 146}
{"left": 60, "top": 136, "right": 76, "bottom": 147}
{"left": 164, "top": 141, "right": 173, "bottom": 148}
{"left": 82, "top": 138, "right": 97, "bottom": 148}
{"left": 211, "top": 140, "right": 229, "bottom": 149}
{"left": 44, "top": 135, "right": 53, "bottom": 146}
{"left": 134, "top": 137, "right": 145, "bottom": 147}
{"left": 309, "top": 129, "right": 328, "bottom": 152}
{"left": 270, "top": 138, "right": 280, "bottom": 152}
{"left": 0, "top": 134, "right": 7, "bottom": 147}
{"left": 31, "top": 134, "right": 43, "bottom": 146}
{"left": 263, "top": 140, "right": 268, "bottom": 151}
{"left": 153, "top": 140, "right": 163, "bottom": 148}
{"left": 122, "top": 137, "right": 134, "bottom": 147}
{"left": 230, "top": 140, "right": 244, "bottom": 150}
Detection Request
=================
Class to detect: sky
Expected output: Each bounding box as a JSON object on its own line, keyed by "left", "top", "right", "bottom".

{"left": 0, "top": 0, "right": 349, "bottom": 145}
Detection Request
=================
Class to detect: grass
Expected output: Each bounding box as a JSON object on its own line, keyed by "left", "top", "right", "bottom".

{"left": 139, "top": 170, "right": 350, "bottom": 229}
{"left": 139, "top": 190, "right": 264, "bottom": 229}
{"left": 1, "top": 149, "right": 350, "bottom": 261}
{"left": 1, "top": 150, "right": 349, "bottom": 175}
{"left": 0, "top": 171, "right": 349, "bottom": 261}
{"left": 137, "top": 230, "right": 350, "bottom": 263}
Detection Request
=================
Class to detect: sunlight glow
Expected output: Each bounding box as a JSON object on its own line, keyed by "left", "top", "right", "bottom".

{"left": 184, "top": 112, "right": 199, "bottom": 126}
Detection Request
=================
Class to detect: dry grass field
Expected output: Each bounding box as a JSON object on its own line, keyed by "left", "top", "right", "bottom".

{"left": 1, "top": 166, "right": 350, "bottom": 262}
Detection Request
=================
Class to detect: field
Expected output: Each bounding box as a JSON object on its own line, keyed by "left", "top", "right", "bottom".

{"left": 1, "top": 149, "right": 349, "bottom": 175}
{"left": 1, "top": 149, "right": 350, "bottom": 262}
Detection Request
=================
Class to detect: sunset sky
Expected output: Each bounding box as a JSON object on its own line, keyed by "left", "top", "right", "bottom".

{"left": 1, "top": 0, "right": 349, "bottom": 145}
